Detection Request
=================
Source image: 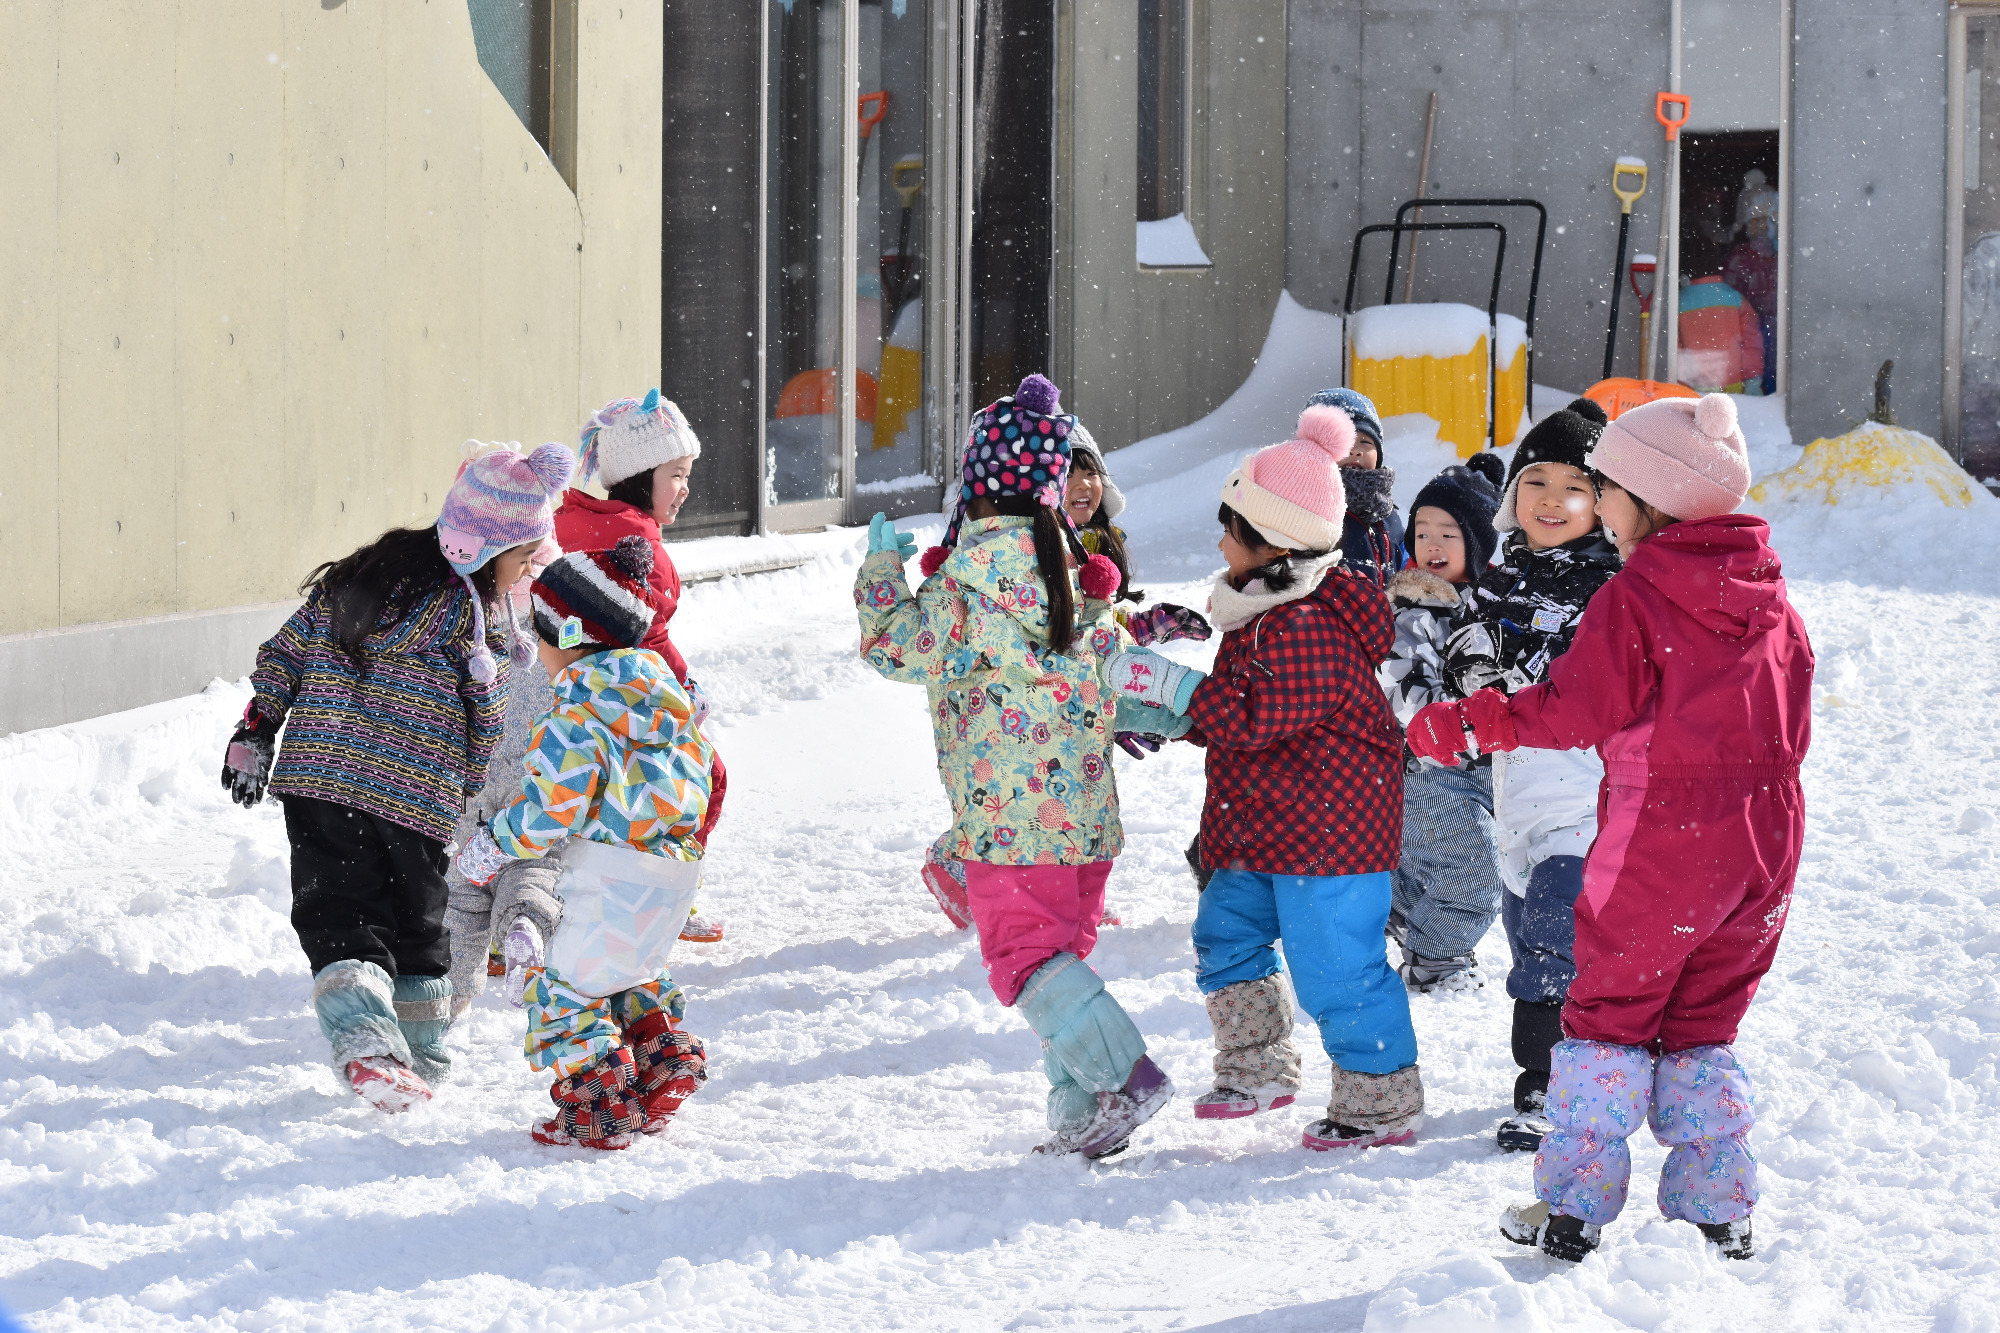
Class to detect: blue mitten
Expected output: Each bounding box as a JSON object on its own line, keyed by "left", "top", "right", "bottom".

{"left": 1106, "top": 647, "right": 1204, "bottom": 714}
{"left": 867, "top": 512, "right": 917, "bottom": 561}
{"left": 1114, "top": 695, "right": 1193, "bottom": 740}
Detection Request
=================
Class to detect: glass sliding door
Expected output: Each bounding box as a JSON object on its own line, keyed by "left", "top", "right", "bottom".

{"left": 764, "top": 0, "right": 949, "bottom": 529}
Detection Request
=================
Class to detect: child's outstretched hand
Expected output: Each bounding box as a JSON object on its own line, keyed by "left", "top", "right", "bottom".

{"left": 221, "top": 704, "right": 278, "bottom": 808}
{"left": 1407, "top": 700, "right": 1472, "bottom": 766}
{"left": 1106, "top": 647, "right": 1205, "bottom": 714}
{"left": 867, "top": 512, "right": 917, "bottom": 562}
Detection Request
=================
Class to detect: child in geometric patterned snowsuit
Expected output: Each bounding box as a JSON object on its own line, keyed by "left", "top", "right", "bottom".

{"left": 1408, "top": 393, "right": 1812, "bottom": 1262}
{"left": 456, "top": 536, "right": 715, "bottom": 1150}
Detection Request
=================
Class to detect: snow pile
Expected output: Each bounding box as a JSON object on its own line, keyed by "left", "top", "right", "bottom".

{"left": 1350, "top": 304, "right": 1528, "bottom": 370}
{"left": 1135, "top": 213, "right": 1212, "bottom": 268}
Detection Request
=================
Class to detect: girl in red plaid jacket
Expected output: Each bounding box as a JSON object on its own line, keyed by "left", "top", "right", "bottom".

{"left": 1108, "top": 404, "right": 1423, "bottom": 1150}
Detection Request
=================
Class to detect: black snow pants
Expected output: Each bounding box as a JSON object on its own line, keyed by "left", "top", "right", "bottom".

{"left": 282, "top": 795, "right": 451, "bottom": 978}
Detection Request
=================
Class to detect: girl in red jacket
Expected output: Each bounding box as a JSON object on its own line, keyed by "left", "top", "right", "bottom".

{"left": 1110, "top": 405, "right": 1422, "bottom": 1150}
{"left": 562, "top": 390, "right": 727, "bottom": 940}
{"left": 1409, "top": 393, "right": 1812, "bottom": 1263}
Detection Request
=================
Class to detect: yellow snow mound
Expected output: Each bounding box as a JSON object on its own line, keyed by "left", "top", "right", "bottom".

{"left": 1749, "top": 419, "right": 1980, "bottom": 509}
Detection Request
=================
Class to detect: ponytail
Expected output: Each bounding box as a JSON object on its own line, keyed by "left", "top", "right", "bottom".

{"left": 990, "top": 496, "right": 1077, "bottom": 653}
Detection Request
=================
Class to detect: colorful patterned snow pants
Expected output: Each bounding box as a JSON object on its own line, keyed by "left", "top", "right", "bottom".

{"left": 523, "top": 968, "right": 686, "bottom": 1079}
{"left": 1536, "top": 1039, "right": 1758, "bottom": 1226}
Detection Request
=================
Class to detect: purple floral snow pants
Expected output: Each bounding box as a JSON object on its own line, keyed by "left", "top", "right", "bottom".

{"left": 1535, "top": 1040, "right": 1757, "bottom": 1226}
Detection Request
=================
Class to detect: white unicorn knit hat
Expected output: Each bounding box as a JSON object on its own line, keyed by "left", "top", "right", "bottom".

{"left": 578, "top": 388, "right": 702, "bottom": 487}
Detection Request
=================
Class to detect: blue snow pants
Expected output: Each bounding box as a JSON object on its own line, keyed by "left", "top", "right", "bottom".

{"left": 1193, "top": 869, "right": 1419, "bottom": 1075}
{"left": 1390, "top": 763, "right": 1503, "bottom": 962}
{"left": 1501, "top": 854, "right": 1586, "bottom": 1003}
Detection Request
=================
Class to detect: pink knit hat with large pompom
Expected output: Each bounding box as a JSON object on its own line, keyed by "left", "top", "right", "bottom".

{"left": 1217, "top": 404, "right": 1355, "bottom": 550}
{"left": 1592, "top": 392, "right": 1751, "bottom": 521}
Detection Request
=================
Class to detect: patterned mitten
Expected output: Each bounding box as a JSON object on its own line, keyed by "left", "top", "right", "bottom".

{"left": 221, "top": 705, "right": 279, "bottom": 808}
{"left": 1125, "top": 602, "right": 1213, "bottom": 646}
{"left": 501, "top": 918, "right": 544, "bottom": 1009}
{"left": 1105, "top": 648, "right": 1204, "bottom": 713}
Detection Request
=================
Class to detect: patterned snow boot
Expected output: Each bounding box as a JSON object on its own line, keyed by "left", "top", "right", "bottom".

{"left": 534, "top": 1047, "right": 645, "bottom": 1150}
{"left": 625, "top": 1011, "right": 708, "bottom": 1134}
{"left": 1303, "top": 1064, "right": 1423, "bottom": 1150}
{"left": 1498, "top": 1068, "right": 1554, "bottom": 1153}
{"left": 1195, "top": 975, "right": 1301, "bottom": 1121}
{"left": 1039, "top": 1055, "right": 1176, "bottom": 1160}
{"left": 1499, "top": 1199, "right": 1601, "bottom": 1262}
{"left": 1535, "top": 1039, "right": 1655, "bottom": 1229}
{"left": 487, "top": 939, "right": 506, "bottom": 977}
{"left": 920, "top": 836, "right": 974, "bottom": 930}
{"left": 1653, "top": 1045, "right": 1758, "bottom": 1249}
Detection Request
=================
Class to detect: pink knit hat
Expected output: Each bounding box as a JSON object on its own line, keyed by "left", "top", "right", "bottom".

{"left": 1217, "top": 404, "right": 1355, "bottom": 550}
{"left": 1592, "top": 393, "right": 1750, "bottom": 520}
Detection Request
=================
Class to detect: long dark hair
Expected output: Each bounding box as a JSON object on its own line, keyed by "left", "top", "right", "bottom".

{"left": 301, "top": 526, "right": 497, "bottom": 659}
{"left": 605, "top": 468, "right": 657, "bottom": 514}
{"left": 1071, "top": 452, "right": 1144, "bottom": 604}
{"left": 990, "top": 496, "right": 1078, "bottom": 653}
{"left": 1218, "top": 503, "right": 1331, "bottom": 594}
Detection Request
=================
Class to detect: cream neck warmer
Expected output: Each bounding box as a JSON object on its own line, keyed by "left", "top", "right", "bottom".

{"left": 1206, "top": 551, "right": 1345, "bottom": 633}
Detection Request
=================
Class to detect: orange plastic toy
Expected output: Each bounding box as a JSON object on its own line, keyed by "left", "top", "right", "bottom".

{"left": 1583, "top": 377, "right": 1698, "bottom": 422}
{"left": 776, "top": 368, "right": 879, "bottom": 425}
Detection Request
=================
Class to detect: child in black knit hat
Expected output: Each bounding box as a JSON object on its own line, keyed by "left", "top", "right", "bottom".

{"left": 1379, "top": 452, "right": 1508, "bottom": 993}
{"left": 1439, "top": 397, "right": 1621, "bottom": 1154}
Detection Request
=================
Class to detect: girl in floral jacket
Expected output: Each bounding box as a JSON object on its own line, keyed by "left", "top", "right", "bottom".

{"left": 854, "top": 375, "right": 1178, "bottom": 1160}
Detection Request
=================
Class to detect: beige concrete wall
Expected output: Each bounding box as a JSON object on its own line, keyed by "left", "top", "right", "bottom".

{"left": 0, "top": 0, "right": 663, "bottom": 639}
{"left": 1056, "top": 0, "right": 1288, "bottom": 450}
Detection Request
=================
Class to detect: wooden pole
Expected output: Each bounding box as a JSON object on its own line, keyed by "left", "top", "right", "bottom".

{"left": 1402, "top": 92, "right": 1438, "bottom": 303}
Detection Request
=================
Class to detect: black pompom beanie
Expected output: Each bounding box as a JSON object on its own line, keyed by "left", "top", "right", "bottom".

{"left": 1495, "top": 397, "right": 1608, "bottom": 533}
{"left": 1409, "top": 452, "right": 1506, "bottom": 575}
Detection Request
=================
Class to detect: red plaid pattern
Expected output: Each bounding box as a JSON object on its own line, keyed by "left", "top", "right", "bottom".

{"left": 1185, "top": 567, "right": 1404, "bottom": 876}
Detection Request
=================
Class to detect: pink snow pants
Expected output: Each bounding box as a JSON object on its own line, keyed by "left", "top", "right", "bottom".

{"left": 1564, "top": 767, "right": 1803, "bottom": 1052}
{"left": 963, "top": 861, "right": 1112, "bottom": 1005}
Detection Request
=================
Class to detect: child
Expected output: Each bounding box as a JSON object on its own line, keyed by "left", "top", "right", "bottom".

{"left": 1379, "top": 453, "right": 1507, "bottom": 991}
{"left": 222, "top": 442, "right": 575, "bottom": 1111}
{"left": 562, "top": 391, "right": 727, "bottom": 943}
{"left": 1110, "top": 404, "right": 1421, "bottom": 1148}
{"left": 455, "top": 536, "right": 715, "bottom": 1149}
{"left": 442, "top": 523, "right": 564, "bottom": 1019}
{"left": 1307, "top": 387, "right": 1405, "bottom": 587}
{"left": 1441, "top": 397, "right": 1620, "bottom": 1153}
{"left": 856, "top": 374, "right": 1176, "bottom": 1160}
{"left": 1409, "top": 393, "right": 1810, "bottom": 1262}
{"left": 1677, "top": 244, "right": 1765, "bottom": 395}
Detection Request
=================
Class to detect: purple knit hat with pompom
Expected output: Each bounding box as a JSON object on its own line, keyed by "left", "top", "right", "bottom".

{"left": 436, "top": 441, "right": 575, "bottom": 682}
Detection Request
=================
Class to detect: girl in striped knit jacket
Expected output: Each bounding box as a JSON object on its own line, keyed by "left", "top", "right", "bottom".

{"left": 221, "top": 441, "right": 574, "bottom": 1114}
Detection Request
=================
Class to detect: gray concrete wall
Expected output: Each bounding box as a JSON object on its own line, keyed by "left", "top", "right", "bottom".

{"left": 1288, "top": 1, "right": 1671, "bottom": 397}
{"left": 1788, "top": 0, "right": 1948, "bottom": 442}
{"left": 0, "top": 603, "right": 295, "bottom": 737}
{"left": 1057, "top": 0, "right": 1290, "bottom": 449}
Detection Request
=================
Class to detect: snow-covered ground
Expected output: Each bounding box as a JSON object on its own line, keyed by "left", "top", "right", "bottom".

{"left": 5, "top": 392, "right": 2000, "bottom": 1332}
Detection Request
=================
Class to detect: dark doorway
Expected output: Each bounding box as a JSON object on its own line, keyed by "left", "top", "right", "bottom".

{"left": 969, "top": 0, "right": 1055, "bottom": 408}
{"left": 1678, "top": 130, "right": 1779, "bottom": 395}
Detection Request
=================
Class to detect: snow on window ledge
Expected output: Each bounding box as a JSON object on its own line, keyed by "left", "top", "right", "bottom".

{"left": 1137, "top": 213, "right": 1212, "bottom": 269}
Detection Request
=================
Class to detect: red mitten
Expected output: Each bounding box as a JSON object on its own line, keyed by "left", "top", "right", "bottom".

{"left": 1406, "top": 700, "right": 1470, "bottom": 767}
{"left": 1460, "top": 688, "right": 1520, "bottom": 755}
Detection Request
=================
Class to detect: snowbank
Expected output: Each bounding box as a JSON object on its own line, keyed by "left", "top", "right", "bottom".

{"left": 1135, "top": 213, "right": 1212, "bottom": 268}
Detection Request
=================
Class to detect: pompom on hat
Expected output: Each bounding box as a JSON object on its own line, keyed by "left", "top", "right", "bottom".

{"left": 1591, "top": 392, "right": 1751, "bottom": 521}
{"left": 529, "top": 535, "right": 659, "bottom": 652}
{"left": 577, "top": 388, "right": 701, "bottom": 487}
{"left": 1217, "top": 404, "right": 1355, "bottom": 551}
{"left": 436, "top": 440, "right": 576, "bottom": 683}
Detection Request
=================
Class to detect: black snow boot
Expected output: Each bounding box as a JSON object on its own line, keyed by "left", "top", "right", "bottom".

{"left": 1498, "top": 1000, "right": 1565, "bottom": 1151}
{"left": 1697, "top": 1218, "right": 1754, "bottom": 1259}
{"left": 1499, "top": 1200, "right": 1600, "bottom": 1261}
{"left": 1498, "top": 1067, "right": 1553, "bottom": 1152}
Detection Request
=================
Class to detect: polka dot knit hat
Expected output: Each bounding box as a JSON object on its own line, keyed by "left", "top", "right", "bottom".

{"left": 940, "top": 374, "right": 1078, "bottom": 550}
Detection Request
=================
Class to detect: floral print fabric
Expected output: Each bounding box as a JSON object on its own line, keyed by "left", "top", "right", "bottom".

{"left": 855, "top": 515, "right": 1132, "bottom": 866}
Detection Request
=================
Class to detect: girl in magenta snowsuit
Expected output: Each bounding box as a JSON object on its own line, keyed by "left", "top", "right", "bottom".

{"left": 1409, "top": 393, "right": 1812, "bottom": 1263}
